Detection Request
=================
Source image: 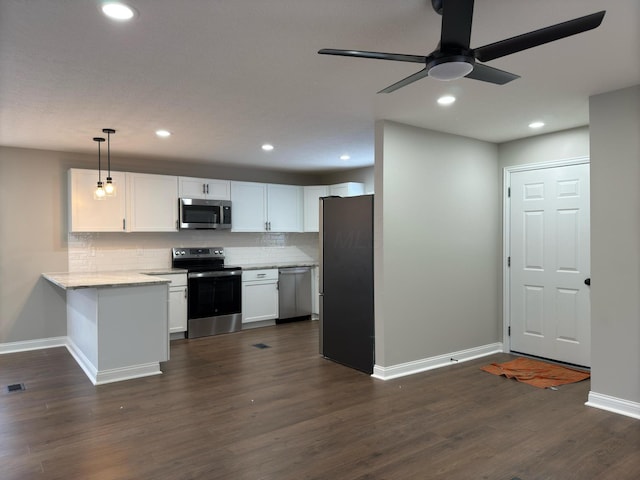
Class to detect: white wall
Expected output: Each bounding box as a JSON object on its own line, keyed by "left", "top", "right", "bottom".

{"left": 589, "top": 85, "right": 640, "bottom": 406}
{"left": 374, "top": 121, "right": 499, "bottom": 367}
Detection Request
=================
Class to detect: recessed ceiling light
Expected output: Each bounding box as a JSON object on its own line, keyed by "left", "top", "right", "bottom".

{"left": 437, "top": 95, "right": 456, "bottom": 106}
{"left": 155, "top": 130, "right": 171, "bottom": 138}
{"left": 529, "top": 121, "right": 545, "bottom": 129}
{"left": 340, "top": 154, "right": 350, "bottom": 161}
{"left": 262, "top": 144, "right": 274, "bottom": 151}
{"left": 101, "top": 2, "right": 135, "bottom": 21}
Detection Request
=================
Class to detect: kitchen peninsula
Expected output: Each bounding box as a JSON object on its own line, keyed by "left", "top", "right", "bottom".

{"left": 43, "top": 271, "right": 172, "bottom": 385}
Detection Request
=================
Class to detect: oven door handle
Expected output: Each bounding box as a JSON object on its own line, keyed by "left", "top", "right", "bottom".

{"left": 188, "top": 270, "right": 242, "bottom": 279}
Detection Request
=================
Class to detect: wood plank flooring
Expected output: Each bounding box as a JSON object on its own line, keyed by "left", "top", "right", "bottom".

{"left": 1, "top": 320, "right": 638, "bottom": 479}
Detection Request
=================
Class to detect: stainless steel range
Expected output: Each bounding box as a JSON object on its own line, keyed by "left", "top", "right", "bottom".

{"left": 172, "top": 247, "right": 242, "bottom": 338}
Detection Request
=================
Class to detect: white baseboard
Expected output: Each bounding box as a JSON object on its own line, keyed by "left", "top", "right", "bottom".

{"left": 0, "top": 336, "right": 67, "bottom": 354}
{"left": 586, "top": 391, "right": 640, "bottom": 420}
{"left": 93, "top": 363, "right": 162, "bottom": 385}
{"left": 66, "top": 336, "right": 161, "bottom": 385}
{"left": 372, "top": 342, "right": 504, "bottom": 380}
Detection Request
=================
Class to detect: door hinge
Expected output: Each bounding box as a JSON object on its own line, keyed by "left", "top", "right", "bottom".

{"left": 508, "top": 326, "right": 511, "bottom": 336}
{"left": 507, "top": 187, "right": 511, "bottom": 197}
{"left": 507, "top": 256, "right": 511, "bottom": 267}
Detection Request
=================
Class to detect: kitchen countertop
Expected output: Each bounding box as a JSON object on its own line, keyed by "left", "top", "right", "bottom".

{"left": 42, "top": 271, "right": 176, "bottom": 290}
{"left": 237, "top": 261, "right": 318, "bottom": 271}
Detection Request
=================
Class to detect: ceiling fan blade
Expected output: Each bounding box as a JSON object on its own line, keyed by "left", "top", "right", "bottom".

{"left": 318, "top": 49, "right": 426, "bottom": 64}
{"left": 440, "top": 0, "right": 475, "bottom": 49}
{"left": 378, "top": 68, "right": 430, "bottom": 94}
{"left": 465, "top": 63, "right": 520, "bottom": 85}
{"left": 474, "top": 11, "right": 605, "bottom": 62}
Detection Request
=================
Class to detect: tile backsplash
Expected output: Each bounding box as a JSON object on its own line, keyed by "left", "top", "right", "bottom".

{"left": 68, "top": 231, "right": 319, "bottom": 272}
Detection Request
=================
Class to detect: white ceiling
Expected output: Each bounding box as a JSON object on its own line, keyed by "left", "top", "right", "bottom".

{"left": 1, "top": 0, "right": 638, "bottom": 173}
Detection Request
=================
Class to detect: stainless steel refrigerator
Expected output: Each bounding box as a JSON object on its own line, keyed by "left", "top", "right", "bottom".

{"left": 319, "top": 195, "right": 374, "bottom": 374}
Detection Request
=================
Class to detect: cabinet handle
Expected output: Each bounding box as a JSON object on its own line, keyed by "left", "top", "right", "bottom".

{"left": 206, "top": 184, "right": 210, "bottom": 194}
{"left": 202, "top": 184, "right": 206, "bottom": 194}
{"left": 184, "top": 287, "right": 187, "bottom": 298}
{"left": 257, "top": 273, "right": 266, "bottom": 278}
{"left": 123, "top": 218, "right": 126, "bottom": 231}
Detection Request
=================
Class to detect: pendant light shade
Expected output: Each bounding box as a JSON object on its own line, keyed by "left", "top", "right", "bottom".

{"left": 102, "top": 128, "right": 116, "bottom": 196}
{"left": 93, "top": 137, "right": 106, "bottom": 200}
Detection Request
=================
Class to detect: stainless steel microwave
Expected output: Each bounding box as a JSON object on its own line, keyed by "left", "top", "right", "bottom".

{"left": 179, "top": 198, "right": 232, "bottom": 230}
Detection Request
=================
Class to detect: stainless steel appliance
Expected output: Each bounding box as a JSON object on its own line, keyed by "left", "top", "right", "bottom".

{"left": 277, "top": 267, "right": 312, "bottom": 322}
{"left": 172, "top": 247, "right": 241, "bottom": 338}
{"left": 179, "top": 198, "right": 232, "bottom": 230}
{"left": 319, "top": 195, "right": 374, "bottom": 374}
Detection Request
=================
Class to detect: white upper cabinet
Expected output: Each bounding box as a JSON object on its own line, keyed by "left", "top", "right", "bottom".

{"left": 303, "top": 185, "right": 329, "bottom": 232}
{"left": 329, "top": 182, "right": 364, "bottom": 197}
{"left": 126, "top": 173, "right": 179, "bottom": 232}
{"left": 178, "top": 177, "right": 231, "bottom": 200}
{"left": 68, "top": 168, "right": 127, "bottom": 232}
{"left": 230, "top": 181, "right": 268, "bottom": 232}
{"left": 267, "top": 183, "right": 303, "bottom": 232}
{"left": 230, "top": 181, "right": 303, "bottom": 232}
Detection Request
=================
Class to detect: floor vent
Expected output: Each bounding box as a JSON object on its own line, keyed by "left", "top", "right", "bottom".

{"left": 252, "top": 343, "right": 271, "bottom": 349}
{"left": 7, "top": 383, "right": 25, "bottom": 393}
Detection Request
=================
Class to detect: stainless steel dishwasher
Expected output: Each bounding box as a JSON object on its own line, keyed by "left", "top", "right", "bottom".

{"left": 277, "top": 267, "right": 312, "bottom": 322}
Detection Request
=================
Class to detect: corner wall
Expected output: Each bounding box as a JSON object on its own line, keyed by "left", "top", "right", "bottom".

{"left": 588, "top": 85, "right": 640, "bottom": 414}
{"left": 374, "top": 121, "right": 500, "bottom": 370}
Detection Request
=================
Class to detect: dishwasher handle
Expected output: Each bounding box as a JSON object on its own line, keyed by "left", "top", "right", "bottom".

{"left": 279, "top": 267, "right": 311, "bottom": 275}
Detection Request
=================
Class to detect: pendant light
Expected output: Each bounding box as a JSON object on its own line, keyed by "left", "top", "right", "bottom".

{"left": 102, "top": 128, "right": 116, "bottom": 196}
{"left": 93, "top": 137, "right": 106, "bottom": 200}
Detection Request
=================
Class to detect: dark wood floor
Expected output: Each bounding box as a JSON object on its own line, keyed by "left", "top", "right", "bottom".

{"left": 1, "top": 320, "right": 638, "bottom": 480}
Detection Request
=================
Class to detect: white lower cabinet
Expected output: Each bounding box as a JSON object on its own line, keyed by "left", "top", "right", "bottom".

{"left": 164, "top": 273, "right": 188, "bottom": 335}
{"left": 242, "top": 269, "right": 279, "bottom": 326}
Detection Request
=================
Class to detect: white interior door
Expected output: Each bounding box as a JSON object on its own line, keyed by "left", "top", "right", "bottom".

{"left": 509, "top": 163, "right": 590, "bottom": 367}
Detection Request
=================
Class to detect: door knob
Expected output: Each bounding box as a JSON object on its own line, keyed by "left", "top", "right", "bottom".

{"left": 584, "top": 278, "right": 591, "bottom": 286}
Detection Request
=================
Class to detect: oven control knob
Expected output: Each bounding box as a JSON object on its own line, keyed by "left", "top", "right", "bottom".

{"left": 181, "top": 250, "right": 186, "bottom": 255}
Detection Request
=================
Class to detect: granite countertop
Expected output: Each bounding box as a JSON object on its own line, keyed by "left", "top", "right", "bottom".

{"left": 42, "top": 271, "right": 174, "bottom": 290}
{"left": 237, "top": 261, "right": 318, "bottom": 271}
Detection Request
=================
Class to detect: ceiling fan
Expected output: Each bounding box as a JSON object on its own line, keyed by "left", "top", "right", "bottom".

{"left": 318, "top": 0, "right": 605, "bottom": 93}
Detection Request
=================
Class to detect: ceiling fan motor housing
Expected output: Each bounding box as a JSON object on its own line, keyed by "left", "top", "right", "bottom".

{"left": 427, "top": 53, "right": 475, "bottom": 81}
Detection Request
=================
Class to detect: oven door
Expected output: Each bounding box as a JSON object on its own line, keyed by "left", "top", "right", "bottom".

{"left": 188, "top": 270, "right": 242, "bottom": 319}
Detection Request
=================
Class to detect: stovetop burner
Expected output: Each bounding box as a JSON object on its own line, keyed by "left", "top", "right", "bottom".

{"left": 171, "top": 247, "right": 241, "bottom": 272}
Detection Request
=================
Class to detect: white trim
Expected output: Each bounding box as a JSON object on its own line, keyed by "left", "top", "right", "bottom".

{"left": 65, "top": 336, "right": 99, "bottom": 384}
{"left": 372, "top": 342, "right": 503, "bottom": 380}
{"left": 93, "top": 363, "right": 162, "bottom": 385}
{"left": 502, "top": 156, "right": 590, "bottom": 354}
{"left": 66, "top": 336, "right": 162, "bottom": 385}
{"left": 0, "top": 336, "right": 67, "bottom": 354}
{"left": 586, "top": 391, "right": 640, "bottom": 420}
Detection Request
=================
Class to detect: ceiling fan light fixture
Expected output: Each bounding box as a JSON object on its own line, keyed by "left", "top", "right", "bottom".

{"left": 428, "top": 60, "right": 474, "bottom": 81}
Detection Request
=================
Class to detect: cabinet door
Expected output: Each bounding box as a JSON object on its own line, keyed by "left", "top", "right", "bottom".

{"left": 329, "top": 182, "right": 364, "bottom": 197}
{"left": 126, "top": 173, "right": 179, "bottom": 231}
{"left": 242, "top": 281, "right": 279, "bottom": 323}
{"left": 178, "top": 177, "right": 208, "bottom": 199}
{"left": 303, "top": 185, "right": 329, "bottom": 232}
{"left": 178, "top": 177, "right": 231, "bottom": 200}
{"left": 169, "top": 287, "right": 188, "bottom": 333}
{"left": 68, "top": 168, "right": 127, "bottom": 232}
{"left": 267, "top": 184, "right": 303, "bottom": 232}
{"left": 230, "top": 181, "right": 267, "bottom": 232}
{"left": 205, "top": 180, "right": 231, "bottom": 200}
